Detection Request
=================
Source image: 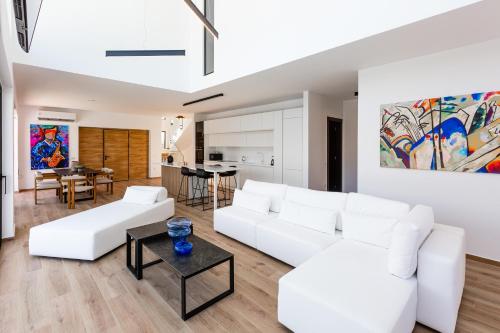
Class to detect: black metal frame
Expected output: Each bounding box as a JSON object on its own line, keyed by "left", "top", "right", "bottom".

{"left": 126, "top": 226, "right": 234, "bottom": 321}
{"left": 177, "top": 172, "right": 196, "bottom": 206}
{"left": 181, "top": 256, "right": 234, "bottom": 320}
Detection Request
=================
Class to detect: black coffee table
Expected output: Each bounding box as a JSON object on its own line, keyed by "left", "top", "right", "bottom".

{"left": 126, "top": 220, "right": 234, "bottom": 320}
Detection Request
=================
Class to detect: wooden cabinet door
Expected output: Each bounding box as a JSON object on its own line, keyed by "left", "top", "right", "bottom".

{"left": 129, "top": 130, "right": 149, "bottom": 179}
{"left": 104, "top": 129, "right": 129, "bottom": 181}
{"left": 79, "top": 127, "right": 104, "bottom": 169}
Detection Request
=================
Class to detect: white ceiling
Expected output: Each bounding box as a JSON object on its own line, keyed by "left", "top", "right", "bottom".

{"left": 13, "top": 0, "right": 500, "bottom": 116}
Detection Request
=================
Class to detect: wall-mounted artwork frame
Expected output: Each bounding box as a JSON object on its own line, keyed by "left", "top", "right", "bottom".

{"left": 380, "top": 91, "right": 500, "bottom": 174}
{"left": 30, "top": 124, "right": 70, "bottom": 170}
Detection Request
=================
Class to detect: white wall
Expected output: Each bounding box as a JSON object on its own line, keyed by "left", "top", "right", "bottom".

{"left": 1, "top": 4, "right": 16, "bottom": 239}
{"left": 358, "top": 38, "right": 500, "bottom": 261}
{"left": 189, "top": 0, "right": 481, "bottom": 91}
{"left": 8, "top": 0, "right": 190, "bottom": 91}
{"left": 305, "top": 91, "right": 342, "bottom": 190}
{"left": 343, "top": 99, "right": 358, "bottom": 193}
{"left": 17, "top": 107, "right": 163, "bottom": 190}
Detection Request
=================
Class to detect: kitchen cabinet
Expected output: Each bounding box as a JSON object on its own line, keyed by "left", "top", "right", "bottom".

{"left": 261, "top": 112, "right": 275, "bottom": 130}
{"left": 238, "top": 164, "right": 274, "bottom": 187}
{"left": 206, "top": 132, "right": 274, "bottom": 147}
{"left": 207, "top": 133, "right": 245, "bottom": 147}
{"left": 244, "top": 131, "right": 273, "bottom": 147}
{"left": 282, "top": 108, "right": 304, "bottom": 187}
{"left": 240, "top": 114, "right": 262, "bottom": 132}
{"left": 204, "top": 111, "right": 276, "bottom": 135}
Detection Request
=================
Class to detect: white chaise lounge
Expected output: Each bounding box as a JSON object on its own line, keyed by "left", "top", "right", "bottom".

{"left": 214, "top": 180, "right": 465, "bottom": 333}
{"left": 29, "top": 186, "right": 174, "bottom": 260}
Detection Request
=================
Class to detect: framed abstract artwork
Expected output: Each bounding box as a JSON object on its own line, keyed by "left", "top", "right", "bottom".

{"left": 380, "top": 91, "right": 500, "bottom": 174}
{"left": 30, "top": 124, "right": 70, "bottom": 170}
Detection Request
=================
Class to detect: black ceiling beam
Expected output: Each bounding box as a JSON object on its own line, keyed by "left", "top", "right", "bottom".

{"left": 183, "top": 93, "right": 224, "bottom": 106}
{"left": 105, "top": 50, "right": 186, "bottom": 57}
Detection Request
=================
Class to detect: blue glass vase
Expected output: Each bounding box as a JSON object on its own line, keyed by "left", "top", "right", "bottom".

{"left": 167, "top": 217, "right": 193, "bottom": 255}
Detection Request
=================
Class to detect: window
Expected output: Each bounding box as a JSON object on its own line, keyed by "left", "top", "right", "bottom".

{"left": 204, "top": 0, "right": 214, "bottom": 75}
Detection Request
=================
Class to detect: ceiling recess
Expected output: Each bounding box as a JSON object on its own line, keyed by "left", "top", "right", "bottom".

{"left": 183, "top": 93, "right": 224, "bottom": 106}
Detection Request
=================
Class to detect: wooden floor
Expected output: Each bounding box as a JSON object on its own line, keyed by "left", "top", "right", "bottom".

{"left": 1, "top": 179, "right": 499, "bottom": 332}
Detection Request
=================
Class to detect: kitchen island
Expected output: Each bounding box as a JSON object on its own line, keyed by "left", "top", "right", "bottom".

{"left": 161, "top": 163, "right": 240, "bottom": 210}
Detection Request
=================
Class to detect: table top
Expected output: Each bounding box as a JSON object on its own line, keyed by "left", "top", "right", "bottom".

{"left": 53, "top": 167, "right": 101, "bottom": 176}
{"left": 127, "top": 220, "right": 233, "bottom": 278}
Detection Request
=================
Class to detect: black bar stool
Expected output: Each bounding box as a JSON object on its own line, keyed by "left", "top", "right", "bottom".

{"left": 177, "top": 167, "right": 196, "bottom": 205}
{"left": 193, "top": 168, "right": 214, "bottom": 211}
{"left": 218, "top": 170, "right": 237, "bottom": 206}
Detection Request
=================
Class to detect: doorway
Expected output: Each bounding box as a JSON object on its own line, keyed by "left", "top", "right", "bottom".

{"left": 327, "top": 117, "right": 342, "bottom": 192}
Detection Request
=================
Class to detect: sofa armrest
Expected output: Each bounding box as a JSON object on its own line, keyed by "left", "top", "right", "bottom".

{"left": 417, "top": 223, "right": 465, "bottom": 333}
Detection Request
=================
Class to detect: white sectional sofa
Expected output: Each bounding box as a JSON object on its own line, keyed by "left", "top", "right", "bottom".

{"left": 29, "top": 186, "right": 175, "bottom": 260}
{"left": 214, "top": 180, "right": 465, "bottom": 333}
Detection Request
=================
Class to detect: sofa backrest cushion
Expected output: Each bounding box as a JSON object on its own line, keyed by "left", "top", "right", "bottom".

{"left": 122, "top": 187, "right": 158, "bottom": 205}
{"left": 243, "top": 180, "right": 288, "bottom": 213}
{"left": 344, "top": 193, "right": 410, "bottom": 228}
{"left": 129, "top": 186, "right": 168, "bottom": 202}
{"left": 233, "top": 189, "right": 272, "bottom": 215}
{"left": 278, "top": 200, "right": 337, "bottom": 235}
{"left": 285, "top": 186, "right": 347, "bottom": 213}
{"left": 387, "top": 205, "right": 435, "bottom": 279}
{"left": 405, "top": 204, "right": 435, "bottom": 247}
{"left": 341, "top": 212, "right": 399, "bottom": 248}
{"left": 388, "top": 221, "right": 419, "bottom": 279}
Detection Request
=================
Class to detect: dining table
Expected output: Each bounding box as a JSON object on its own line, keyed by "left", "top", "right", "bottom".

{"left": 52, "top": 167, "right": 101, "bottom": 177}
{"left": 52, "top": 168, "right": 102, "bottom": 205}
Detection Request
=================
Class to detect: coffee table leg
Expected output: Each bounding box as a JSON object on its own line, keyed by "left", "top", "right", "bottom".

{"left": 181, "top": 256, "right": 234, "bottom": 320}
{"left": 181, "top": 276, "right": 187, "bottom": 320}
{"left": 126, "top": 234, "right": 132, "bottom": 269}
{"left": 230, "top": 256, "right": 234, "bottom": 293}
{"left": 136, "top": 239, "right": 143, "bottom": 280}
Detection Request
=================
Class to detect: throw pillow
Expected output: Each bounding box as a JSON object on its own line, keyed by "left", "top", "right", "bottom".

{"left": 341, "top": 211, "right": 399, "bottom": 248}
{"left": 232, "top": 189, "right": 271, "bottom": 215}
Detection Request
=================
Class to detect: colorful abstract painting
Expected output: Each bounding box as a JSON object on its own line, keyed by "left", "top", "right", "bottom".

{"left": 30, "top": 124, "right": 70, "bottom": 170}
{"left": 380, "top": 91, "right": 500, "bottom": 174}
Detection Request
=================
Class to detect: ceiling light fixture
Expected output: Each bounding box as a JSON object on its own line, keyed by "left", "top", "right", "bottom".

{"left": 184, "top": 0, "right": 219, "bottom": 39}
{"left": 105, "top": 50, "right": 185, "bottom": 57}
{"left": 176, "top": 115, "right": 185, "bottom": 129}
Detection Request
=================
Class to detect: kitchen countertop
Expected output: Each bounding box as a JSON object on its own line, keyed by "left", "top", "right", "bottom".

{"left": 204, "top": 160, "right": 274, "bottom": 168}
{"left": 161, "top": 162, "right": 241, "bottom": 172}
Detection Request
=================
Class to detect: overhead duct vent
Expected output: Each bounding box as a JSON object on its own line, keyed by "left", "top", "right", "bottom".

{"left": 37, "top": 111, "right": 77, "bottom": 122}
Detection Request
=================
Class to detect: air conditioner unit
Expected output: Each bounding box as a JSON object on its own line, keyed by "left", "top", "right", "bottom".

{"left": 37, "top": 111, "right": 77, "bottom": 122}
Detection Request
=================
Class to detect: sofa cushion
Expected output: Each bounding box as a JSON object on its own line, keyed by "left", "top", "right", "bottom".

{"left": 278, "top": 239, "right": 417, "bottom": 333}
{"left": 388, "top": 222, "right": 419, "bottom": 279}
{"left": 214, "top": 206, "right": 279, "bottom": 248}
{"left": 256, "top": 220, "right": 340, "bottom": 267}
{"left": 130, "top": 186, "right": 168, "bottom": 202}
{"left": 122, "top": 187, "right": 158, "bottom": 204}
{"left": 388, "top": 205, "right": 435, "bottom": 279}
{"left": 342, "top": 212, "right": 399, "bottom": 248}
{"left": 242, "top": 179, "right": 288, "bottom": 213}
{"left": 285, "top": 185, "right": 346, "bottom": 210}
{"left": 344, "top": 193, "right": 410, "bottom": 229}
{"left": 278, "top": 200, "right": 337, "bottom": 235}
{"left": 233, "top": 189, "right": 271, "bottom": 215}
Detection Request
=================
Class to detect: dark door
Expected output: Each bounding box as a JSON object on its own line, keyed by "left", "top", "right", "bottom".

{"left": 195, "top": 121, "right": 204, "bottom": 164}
{"left": 327, "top": 117, "right": 342, "bottom": 192}
{"left": 0, "top": 83, "right": 3, "bottom": 247}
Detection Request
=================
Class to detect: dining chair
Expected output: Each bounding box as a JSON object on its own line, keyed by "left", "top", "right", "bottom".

{"left": 34, "top": 171, "right": 61, "bottom": 204}
{"left": 61, "top": 175, "right": 96, "bottom": 209}
{"left": 96, "top": 168, "right": 114, "bottom": 194}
